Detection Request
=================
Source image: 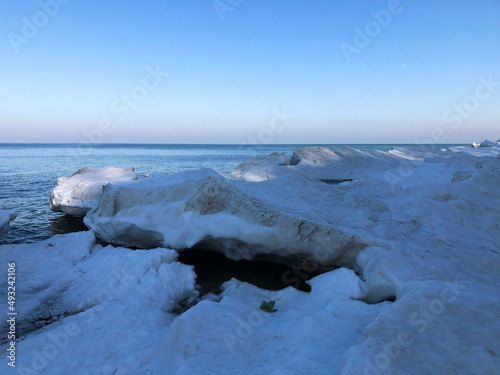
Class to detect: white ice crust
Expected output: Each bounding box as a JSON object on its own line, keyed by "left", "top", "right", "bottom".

{"left": 50, "top": 167, "right": 138, "bottom": 217}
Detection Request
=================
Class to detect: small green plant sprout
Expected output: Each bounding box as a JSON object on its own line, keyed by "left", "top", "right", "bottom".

{"left": 259, "top": 300, "right": 277, "bottom": 313}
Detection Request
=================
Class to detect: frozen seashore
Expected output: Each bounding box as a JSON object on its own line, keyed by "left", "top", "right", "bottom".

{"left": 84, "top": 143, "right": 499, "bottom": 374}
{"left": 3, "top": 142, "right": 500, "bottom": 374}
{"left": 50, "top": 167, "right": 138, "bottom": 217}
{"left": 150, "top": 145, "right": 500, "bottom": 374}
{"left": 0, "top": 231, "right": 392, "bottom": 375}
{"left": 0, "top": 209, "right": 17, "bottom": 236}
{"left": 84, "top": 143, "right": 497, "bottom": 265}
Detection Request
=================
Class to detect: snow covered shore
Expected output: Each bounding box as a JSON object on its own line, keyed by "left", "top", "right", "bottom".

{"left": 50, "top": 167, "right": 138, "bottom": 216}
{"left": 84, "top": 143, "right": 499, "bottom": 269}
{"left": 152, "top": 143, "right": 500, "bottom": 374}
{"left": 1, "top": 142, "right": 499, "bottom": 374}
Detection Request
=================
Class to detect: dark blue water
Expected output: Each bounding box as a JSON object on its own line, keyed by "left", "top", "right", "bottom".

{"left": 0, "top": 143, "right": 462, "bottom": 244}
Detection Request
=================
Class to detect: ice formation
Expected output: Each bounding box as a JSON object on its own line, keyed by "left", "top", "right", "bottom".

{"left": 50, "top": 167, "right": 138, "bottom": 216}
{"left": 0, "top": 209, "right": 17, "bottom": 237}
{"left": 479, "top": 139, "right": 500, "bottom": 148}
{"left": 230, "top": 152, "right": 290, "bottom": 182}
{"left": 84, "top": 168, "right": 363, "bottom": 268}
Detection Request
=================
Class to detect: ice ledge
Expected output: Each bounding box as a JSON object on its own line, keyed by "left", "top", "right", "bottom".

{"left": 50, "top": 167, "right": 138, "bottom": 217}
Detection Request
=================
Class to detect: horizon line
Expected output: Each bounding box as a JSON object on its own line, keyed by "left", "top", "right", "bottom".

{"left": 0, "top": 142, "right": 471, "bottom": 146}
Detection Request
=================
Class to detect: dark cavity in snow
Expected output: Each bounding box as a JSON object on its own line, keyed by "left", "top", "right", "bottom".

{"left": 319, "top": 178, "right": 353, "bottom": 185}
{"left": 50, "top": 214, "right": 88, "bottom": 236}
{"left": 177, "top": 246, "right": 329, "bottom": 295}
{"left": 360, "top": 295, "right": 397, "bottom": 304}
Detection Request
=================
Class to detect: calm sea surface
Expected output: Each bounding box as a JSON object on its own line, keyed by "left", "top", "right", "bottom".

{"left": 0, "top": 143, "right": 463, "bottom": 244}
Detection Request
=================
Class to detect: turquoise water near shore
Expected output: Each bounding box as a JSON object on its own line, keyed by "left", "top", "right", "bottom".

{"left": 0, "top": 143, "right": 464, "bottom": 244}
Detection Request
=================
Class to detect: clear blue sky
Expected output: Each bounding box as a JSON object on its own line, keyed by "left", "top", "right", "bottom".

{"left": 1, "top": 0, "right": 499, "bottom": 143}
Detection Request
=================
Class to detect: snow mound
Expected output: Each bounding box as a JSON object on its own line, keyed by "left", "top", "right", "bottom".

{"left": 289, "top": 146, "right": 343, "bottom": 165}
{"left": 450, "top": 142, "right": 500, "bottom": 157}
{"left": 50, "top": 167, "right": 138, "bottom": 217}
{"left": 0, "top": 210, "right": 17, "bottom": 237}
{"left": 0, "top": 231, "right": 197, "bottom": 374}
{"left": 84, "top": 168, "right": 362, "bottom": 268}
{"left": 234, "top": 146, "right": 448, "bottom": 183}
{"left": 231, "top": 152, "right": 290, "bottom": 182}
{"left": 479, "top": 139, "right": 500, "bottom": 148}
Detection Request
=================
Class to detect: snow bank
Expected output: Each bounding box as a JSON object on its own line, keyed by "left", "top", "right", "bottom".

{"left": 84, "top": 168, "right": 362, "bottom": 268}
{"left": 50, "top": 167, "right": 138, "bottom": 217}
{"left": 451, "top": 140, "right": 500, "bottom": 158}
{"left": 0, "top": 231, "right": 197, "bottom": 374}
{"left": 288, "top": 146, "right": 433, "bottom": 180}
{"left": 479, "top": 139, "right": 500, "bottom": 148}
{"left": 233, "top": 145, "right": 449, "bottom": 184}
{"left": 0, "top": 209, "right": 17, "bottom": 236}
{"left": 230, "top": 152, "right": 290, "bottom": 182}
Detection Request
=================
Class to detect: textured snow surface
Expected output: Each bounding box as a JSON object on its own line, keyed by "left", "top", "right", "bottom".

{"left": 50, "top": 167, "right": 138, "bottom": 216}
{"left": 0, "top": 231, "right": 197, "bottom": 375}
{"left": 479, "top": 139, "right": 500, "bottom": 148}
{"left": 151, "top": 269, "right": 386, "bottom": 375}
{"left": 0, "top": 209, "right": 17, "bottom": 236}
{"left": 3, "top": 142, "right": 500, "bottom": 374}
{"left": 230, "top": 152, "right": 290, "bottom": 182}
